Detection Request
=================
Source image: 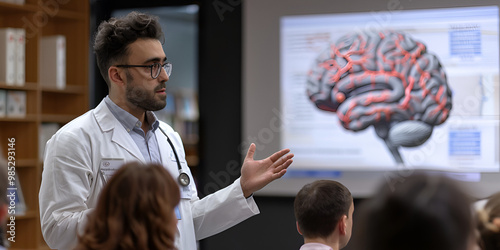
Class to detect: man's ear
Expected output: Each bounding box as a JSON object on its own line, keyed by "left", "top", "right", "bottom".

{"left": 296, "top": 221, "right": 303, "bottom": 235}
{"left": 338, "top": 215, "right": 347, "bottom": 235}
{"left": 108, "top": 66, "right": 126, "bottom": 86}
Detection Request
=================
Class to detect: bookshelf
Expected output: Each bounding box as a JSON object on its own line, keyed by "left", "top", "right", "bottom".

{"left": 154, "top": 89, "right": 199, "bottom": 167}
{"left": 0, "top": 0, "right": 89, "bottom": 249}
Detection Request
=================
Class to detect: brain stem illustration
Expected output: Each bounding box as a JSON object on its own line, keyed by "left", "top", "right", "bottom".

{"left": 307, "top": 30, "right": 453, "bottom": 164}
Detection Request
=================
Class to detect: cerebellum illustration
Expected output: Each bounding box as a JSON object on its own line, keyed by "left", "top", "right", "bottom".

{"left": 306, "top": 30, "right": 453, "bottom": 164}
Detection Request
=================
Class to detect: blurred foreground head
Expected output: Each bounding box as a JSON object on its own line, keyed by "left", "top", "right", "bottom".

{"left": 354, "top": 171, "right": 477, "bottom": 250}
{"left": 76, "top": 162, "right": 180, "bottom": 250}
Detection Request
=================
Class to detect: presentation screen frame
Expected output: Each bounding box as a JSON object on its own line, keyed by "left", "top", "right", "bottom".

{"left": 243, "top": 0, "right": 500, "bottom": 198}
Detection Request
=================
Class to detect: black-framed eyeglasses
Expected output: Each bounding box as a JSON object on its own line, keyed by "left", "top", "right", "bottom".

{"left": 115, "top": 62, "right": 172, "bottom": 79}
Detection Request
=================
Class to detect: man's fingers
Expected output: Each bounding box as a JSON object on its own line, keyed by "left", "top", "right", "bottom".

{"left": 273, "top": 169, "right": 288, "bottom": 179}
{"left": 273, "top": 153, "right": 294, "bottom": 167}
{"left": 277, "top": 158, "right": 293, "bottom": 172}
{"left": 269, "top": 148, "right": 291, "bottom": 162}
{"left": 245, "top": 143, "right": 256, "bottom": 161}
{"left": 272, "top": 157, "right": 293, "bottom": 175}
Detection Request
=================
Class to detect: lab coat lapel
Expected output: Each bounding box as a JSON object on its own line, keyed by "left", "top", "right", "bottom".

{"left": 93, "top": 100, "right": 146, "bottom": 162}
{"left": 111, "top": 127, "right": 145, "bottom": 162}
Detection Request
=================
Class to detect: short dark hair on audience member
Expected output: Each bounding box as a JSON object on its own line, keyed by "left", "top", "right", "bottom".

{"left": 93, "top": 11, "right": 164, "bottom": 86}
{"left": 478, "top": 191, "right": 500, "bottom": 250}
{"left": 354, "top": 172, "right": 474, "bottom": 250}
{"left": 294, "top": 180, "right": 352, "bottom": 238}
{"left": 75, "top": 162, "right": 180, "bottom": 250}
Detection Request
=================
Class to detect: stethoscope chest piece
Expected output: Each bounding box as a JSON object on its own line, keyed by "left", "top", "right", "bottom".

{"left": 178, "top": 172, "right": 190, "bottom": 187}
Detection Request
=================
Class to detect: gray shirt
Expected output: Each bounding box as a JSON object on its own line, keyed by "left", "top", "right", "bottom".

{"left": 104, "top": 96, "right": 162, "bottom": 164}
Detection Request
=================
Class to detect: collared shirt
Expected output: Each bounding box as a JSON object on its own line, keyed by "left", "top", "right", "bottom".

{"left": 299, "top": 242, "right": 334, "bottom": 250}
{"left": 104, "top": 96, "right": 162, "bottom": 164}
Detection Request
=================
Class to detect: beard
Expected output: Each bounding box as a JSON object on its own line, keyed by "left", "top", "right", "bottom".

{"left": 125, "top": 71, "right": 167, "bottom": 111}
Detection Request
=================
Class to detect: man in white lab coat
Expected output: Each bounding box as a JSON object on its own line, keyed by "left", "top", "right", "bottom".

{"left": 39, "top": 11, "right": 294, "bottom": 250}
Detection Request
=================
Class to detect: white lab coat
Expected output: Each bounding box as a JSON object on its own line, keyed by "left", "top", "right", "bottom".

{"left": 39, "top": 99, "right": 260, "bottom": 250}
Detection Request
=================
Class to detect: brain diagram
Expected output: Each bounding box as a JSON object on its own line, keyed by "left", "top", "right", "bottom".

{"left": 307, "top": 30, "right": 453, "bottom": 164}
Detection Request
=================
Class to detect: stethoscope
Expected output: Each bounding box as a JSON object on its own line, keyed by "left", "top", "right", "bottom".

{"left": 159, "top": 127, "right": 191, "bottom": 187}
{"left": 99, "top": 127, "right": 191, "bottom": 187}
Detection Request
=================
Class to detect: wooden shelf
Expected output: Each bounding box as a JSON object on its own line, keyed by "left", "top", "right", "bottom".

{"left": 0, "top": 114, "right": 38, "bottom": 122}
{"left": 0, "top": 82, "right": 38, "bottom": 90}
{"left": 41, "top": 84, "right": 85, "bottom": 94}
{"left": 0, "top": 1, "right": 89, "bottom": 249}
{"left": 14, "top": 210, "right": 37, "bottom": 220}
{"left": 16, "top": 158, "right": 38, "bottom": 168}
{"left": 0, "top": 2, "right": 37, "bottom": 13}
{"left": 52, "top": 9, "right": 87, "bottom": 21}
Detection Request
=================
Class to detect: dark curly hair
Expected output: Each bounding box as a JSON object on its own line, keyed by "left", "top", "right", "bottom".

{"left": 294, "top": 180, "right": 352, "bottom": 239}
{"left": 93, "top": 11, "right": 164, "bottom": 87}
{"left": 75, "top": 162, "right": 180, "bottom": 250}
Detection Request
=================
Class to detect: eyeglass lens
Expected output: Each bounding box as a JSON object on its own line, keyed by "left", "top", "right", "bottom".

{"left": 153, "top": 63, "right": 172, "bottom": 78}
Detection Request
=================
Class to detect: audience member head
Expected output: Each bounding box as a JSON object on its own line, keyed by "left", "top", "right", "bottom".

{"left": 93, "top": 11, "right": 164, "bottom": 87}
{"left": 354, "top": 171, "right": 477, "bottom": 250}
{"left": 75, "top": 162, "right": 180, "bottom": 250}
{"left": 477, "top": 191, "right": 500, "bottom": 250}
{"left": 294, "top": 180, "right": 354, "bottom": 249}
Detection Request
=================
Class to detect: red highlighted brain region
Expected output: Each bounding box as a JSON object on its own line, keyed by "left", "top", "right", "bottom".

{"left": 307, "top": 30, "right": 453, "bottom": 163}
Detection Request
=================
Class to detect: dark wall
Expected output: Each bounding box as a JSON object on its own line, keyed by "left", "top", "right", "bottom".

{"left": 198, "top": 1, "right": 295, "bottom": 249}
{"left": 200, "top": 196, "right": 304, "bottom": 249}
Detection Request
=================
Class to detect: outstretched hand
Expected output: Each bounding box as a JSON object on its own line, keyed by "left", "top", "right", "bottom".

{"left": 240, "top": 143, "right": 294, "bottom": 197}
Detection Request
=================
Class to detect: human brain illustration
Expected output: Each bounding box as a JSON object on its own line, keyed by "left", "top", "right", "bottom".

{"left": 307, "top": 30, "right": 452, "bottom": 163}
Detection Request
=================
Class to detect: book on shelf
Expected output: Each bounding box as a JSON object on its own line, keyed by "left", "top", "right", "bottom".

{"left": 15, "top": 28, "right": 25, "bottom": 85}
{"left": 0, "top": 89, "right": 6, "bottom": 117}
{"left": 177, "top": 91, "right": 199, "bottom": 121}
{"left": 0, "top": 0, "right": 25, "bottom": 4}
{"left": 0, "top": 28, "right": 16, "bottom": 85}
{"left": 6, "top": 90, "right": 25, "bottom": 118}
{"left": 0, "top": 28, "right": 26, "bottom": 86}
{"left": 154, "top": 92, "right": 176, "bottom": 125}
{"left": 154, "top": 91, "right": 199, "bottom": 141}
{"left": 40, "top": 35, "right": 66, "bottom": 89}
{"left": 176, "top": 92, "right": 199, "bottom": 141}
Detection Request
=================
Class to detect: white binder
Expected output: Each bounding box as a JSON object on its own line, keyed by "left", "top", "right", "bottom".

{"left": 40, "top": 35, "right": 66, "bottom": 89}
{"left": 0, "top": 28, "right": 16, "bottom": 85}
{"left": 14, "top": 28, "right": 25, "bottom": 86}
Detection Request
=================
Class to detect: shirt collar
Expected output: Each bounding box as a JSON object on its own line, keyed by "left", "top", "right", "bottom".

{"left": 104, "top": 96, "right": 160, "bottom": 133}
{"left": 300, "top": 243, "right": 334, "bottom": 250}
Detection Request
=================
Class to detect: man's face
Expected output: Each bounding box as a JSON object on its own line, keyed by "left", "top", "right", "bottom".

{"left": 340, "top": 201, "right": 354, "bottom": 249}
{"left": 123, "top": 38, "right": 169, "bottom": 112}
